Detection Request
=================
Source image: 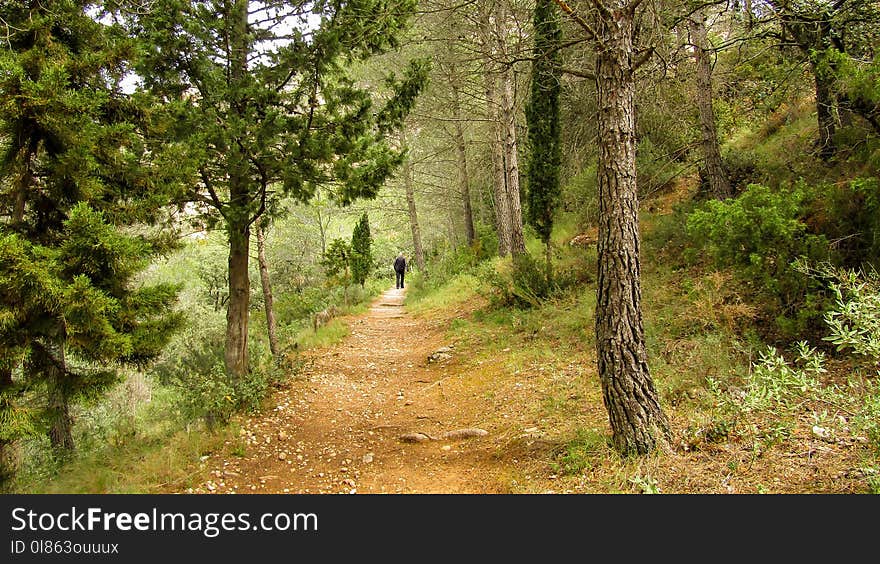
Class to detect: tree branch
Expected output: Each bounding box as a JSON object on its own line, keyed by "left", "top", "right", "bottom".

{"left": 553, "top": 0, "right": 597, "bottom": 41}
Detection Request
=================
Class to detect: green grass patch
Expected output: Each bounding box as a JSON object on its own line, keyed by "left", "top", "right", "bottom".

{"left": 292, "top": 318, "right": 350, "bottom": 350}
{"left": 551, "top": 428, "right": 612, "bottom": 476}
{"left": 405, "top": 272, "right": 480, "bottom": 315}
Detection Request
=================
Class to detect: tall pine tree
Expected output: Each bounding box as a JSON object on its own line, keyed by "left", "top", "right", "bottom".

{"left": 131, "top": 0, "right": 427, "bottom": 380}
{"left": 0, "top": 0, "right": 184, "bottom": 465}
{"left": 526, "top": 0, "right": 563, "bottom": 280}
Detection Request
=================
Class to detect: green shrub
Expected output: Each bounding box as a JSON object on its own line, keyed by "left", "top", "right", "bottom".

{"left": 807, "top": 177, "right": 880, "bottom": 269}
{"left": 721, "top": 148, "right": 761, "bottom": 195}
{"left": 480, "top": 253, "right": 568, "bottom": 309}
{"left": 686, "top": 183, "right": 831, "bottom": 337}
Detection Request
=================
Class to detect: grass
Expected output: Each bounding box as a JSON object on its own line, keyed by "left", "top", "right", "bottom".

{"left": 405, "top": 271, "right": 481, "bottom": 316}
{"left": 12, "top": 397, "right": 236, "bottom": 494}
{"left": 292, "top": 318, "right": 350, "bottom": 350}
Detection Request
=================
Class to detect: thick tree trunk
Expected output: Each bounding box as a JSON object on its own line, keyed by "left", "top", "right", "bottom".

{"left": 256, "top": 223, "right": 279, "bottom": 359}
{"left": 690, "top": 12, "right": 732, "bottom": 199}
{"left": 594, "top": 2, "right": 670, "bottom": 456}
{"left": 451, "top": 81, "right": 476, "bottom": 247}
{"left": 479, "top": 2, "right": 512, "bottom": 257}
{"left": 225, "top": 221, "right": 250, "bottom": 380}
{"left": 499, "top": 68, "right": 527, "bottom": 256}
{"left": 494, "top": 3, "right": 526, "bottom": 256}
{"left": 224, "top": 0, "right": 252, "bottom": 380}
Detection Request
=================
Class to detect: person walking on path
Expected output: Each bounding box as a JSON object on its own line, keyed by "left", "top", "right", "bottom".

{"left": 393, "top": 252, "right": 407, "bottom": 289}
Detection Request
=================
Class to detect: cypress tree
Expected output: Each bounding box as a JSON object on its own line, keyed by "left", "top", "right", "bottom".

{"left": 0, "top": 0, "right": 184, "bottom": 463}
{"left": 131, "top": 1, "right": 428, "bottom": 380}
{"left": 525, "top": 0, "right": 563, "bottom": 280}
{"left": 350, "top": 212, "right": 373, "bottom": 287}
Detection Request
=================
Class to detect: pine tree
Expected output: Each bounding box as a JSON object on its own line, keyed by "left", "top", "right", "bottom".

{"left": 131, "top": 0, "right": 428, "bottom": 380}
{"left": 0, "top": 0, "right": 184, "bottom": 463}
{"left": 526, "top": 0, "right": 563, "bottom": 280}
{"left": 350, "top": 212, "right": 373, "bottom": 287}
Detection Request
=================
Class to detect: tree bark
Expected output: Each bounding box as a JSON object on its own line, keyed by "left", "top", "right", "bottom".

{"left": 487, "top": 75, "right": 513, "bottom": 257}
{"left": 451, "top": 79, "right": 476, "bottom": 247}
{"left": 690, "top": 11, "right": 732, "bottom": 199}
{"left": 45, "top": 335, "right": 74, "bottom": 453}
{"left": 594, "top": 1, "right": 670, "bottom": 456}
{"left": 225, "top": 222, "right": 251, "bottom": 380}
{"left": 479, "top": 2, "right": 512, "bottom": 257}
{"left": 493, "top": 2, "right": 526, "bottom": 256}
{"left": 224, "top": 0, "right": 252, "bottom": 380}
{"left": 255, "top": 222, "right": 279, "bottom": 360}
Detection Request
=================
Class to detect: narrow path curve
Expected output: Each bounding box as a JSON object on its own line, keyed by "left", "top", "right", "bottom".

{"left": 188, "top": 285, "right": 503, "bottom": 494}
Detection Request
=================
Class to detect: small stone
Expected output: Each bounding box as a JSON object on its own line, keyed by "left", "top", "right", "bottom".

{"left": 441, "top": 445, "right": 451, "bottom": 451}
{"left": 362, "top": 452, "right": 374, "bottom": 464}
{"left": 278, "top": 452, "right": 287, "bottom": 461}
{"left": 812, "top": 425, "right": 832, "bottom": 439}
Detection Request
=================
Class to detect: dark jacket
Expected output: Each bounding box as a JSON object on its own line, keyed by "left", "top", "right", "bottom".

{"left": 393, "top": 255, "right": 406, "bottom": 273}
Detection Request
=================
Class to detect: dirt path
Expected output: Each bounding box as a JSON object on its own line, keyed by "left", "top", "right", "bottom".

{"left": 187, "top": 286, "right": 504, "bottom": 494}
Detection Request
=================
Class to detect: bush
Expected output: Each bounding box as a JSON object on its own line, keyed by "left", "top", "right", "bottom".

{"left": 686, "top": 183, "right": 831, "bottom": 337}
{"left": 721, "top": 148, "right": 761, "bottom": 195}
{"left": 481, "top": 253, "right": 566, "bottom": 309}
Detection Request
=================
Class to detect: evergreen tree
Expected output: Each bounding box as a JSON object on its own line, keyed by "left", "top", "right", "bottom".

{"left": 0, "top": 0, "right": 184, "bottom": 464}
{"left": 350, "top": 212, "right": 373, "bottom": 287}
{"left": 526, "top": 0, "right": 563, "bottom": 280}
{"left": 131, "top": 0, "right": 428, "bottom": 380}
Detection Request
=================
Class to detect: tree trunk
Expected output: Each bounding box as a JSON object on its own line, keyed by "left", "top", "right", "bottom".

{"left": 225, "top": 221, "right": 250, "bottom": 380}
{"left": 494, "top": 3, "right": 526, "bottom": 256}
{"left": 13, "top": 140, "right": 36, "bottom": 228}
{"left": 813, "top": 61, "right": 837, "bottom": 160}
{"left": 256, "top": 223, "right": 279, "bottom": 359}
{"left": 487, "top": 77, "right": 513, "bottom": 257}
{"left": 224, "top": 0, "right": 252, "bottom": 381}
{"left": 451, "top": 79, "right": 476, "bottom": 247}
{"left": 45, "top": 336, "right": 74, "bottom": 453}
{"left": 690, "top": 11, "right": 732, "bottom": 199}
{"left": 401, "top": 134, "right": 426, "bottom": 271}
{"left": 479, "top": 3, "right": 512, "bottom": 257}
{"left": 594, "top": 1, "right": 670, "bottom": 456}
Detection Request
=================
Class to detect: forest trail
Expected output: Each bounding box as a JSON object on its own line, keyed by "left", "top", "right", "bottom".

{"left": 185, "top": 286, "right": 505, "bottom": 494}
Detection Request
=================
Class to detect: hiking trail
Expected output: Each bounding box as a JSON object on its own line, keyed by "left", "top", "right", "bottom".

{"left": 185, "top": 286, "right": 506, "bottom": 494}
